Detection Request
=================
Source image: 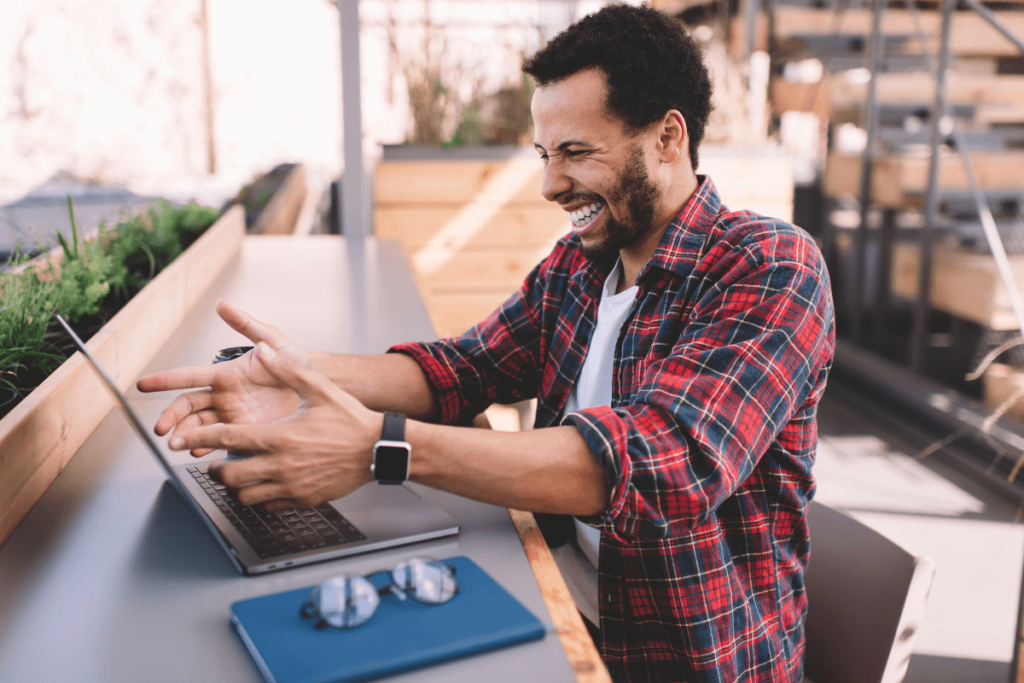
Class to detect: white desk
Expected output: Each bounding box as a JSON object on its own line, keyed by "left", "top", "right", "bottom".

{"left": 0, "top": 236, "right": 575, "bottom": 683}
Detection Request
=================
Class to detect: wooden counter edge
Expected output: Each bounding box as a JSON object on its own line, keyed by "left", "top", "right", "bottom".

{"left": 507, "top": 508, "right": 612, "bottom": 683}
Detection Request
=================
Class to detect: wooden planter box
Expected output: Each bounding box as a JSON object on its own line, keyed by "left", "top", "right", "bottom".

{"left": 0, "top": 205, "right": 245, "bottom": 548}
{"left": 251, "top": 163, "right": 308, "bottom": 235}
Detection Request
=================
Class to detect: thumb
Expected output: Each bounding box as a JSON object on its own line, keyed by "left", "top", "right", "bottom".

{"left": 254, "top": 342, "right": 333, "bottom": 403}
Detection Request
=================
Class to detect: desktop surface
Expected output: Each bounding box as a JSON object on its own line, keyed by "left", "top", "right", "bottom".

{"left": 0, "top": 236, "right": 575, "bottom": 683}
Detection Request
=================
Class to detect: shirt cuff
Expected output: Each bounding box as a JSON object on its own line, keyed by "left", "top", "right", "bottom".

{"left": 387, "top": 342, "right": 467, "bottom": 425}
{"left": 561, "top": 406, "right": 632, "bottom": 538}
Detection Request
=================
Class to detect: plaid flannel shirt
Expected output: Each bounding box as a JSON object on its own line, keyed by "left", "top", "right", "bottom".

{"left": 390, "top": 178, "right": 835, "bottom": 682}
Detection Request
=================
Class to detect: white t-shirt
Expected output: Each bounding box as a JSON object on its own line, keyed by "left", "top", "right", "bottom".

{"left": 552, "top": 258, "right": 637, "bottom": 625}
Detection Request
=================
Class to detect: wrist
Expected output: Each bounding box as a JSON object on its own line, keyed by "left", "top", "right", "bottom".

{"left": 372, "top": 412, "right": 411, "bottom": 484}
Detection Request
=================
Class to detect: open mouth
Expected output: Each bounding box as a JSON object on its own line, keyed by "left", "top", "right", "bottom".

{"left": 568, "top": 202, "right": 604, "bottom": 235}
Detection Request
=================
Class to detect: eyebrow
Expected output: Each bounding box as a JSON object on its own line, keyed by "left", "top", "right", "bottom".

{"left": 533, "top": 139, "right": 592, "bottom": 153}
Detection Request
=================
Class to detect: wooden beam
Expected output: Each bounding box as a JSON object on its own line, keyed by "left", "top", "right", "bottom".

{"left": 377, "top": 161, "right": 550, "bottom": 206}
{"left": 829, "top": 73, "right": 1024, "bottom": 110}
{"left": 771, "top": 77, "right": 832, "bottom": 119}
{"left": 890, "top": 242, "right": 1024, "bottom": 330}
{"left": 508, "top": 509, "right": 612, "bottom": 683}
{"left": 825, "top": 151, "right": 1024, "bottom": 206}
{"left": 774, "top": 7, "right": 1024, "bottom": 56}
{"left": 377, "top": 206, "right": 569, "bottom": 250}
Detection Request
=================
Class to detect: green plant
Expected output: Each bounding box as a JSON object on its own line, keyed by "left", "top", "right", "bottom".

{"left": 0, "top": 256, "right": 63, "bottom": 403}
{"left": 0, "top": 197, "right": 219, "bottom": 417}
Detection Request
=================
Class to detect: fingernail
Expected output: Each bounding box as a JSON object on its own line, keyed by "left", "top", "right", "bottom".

{"left": 169, "top": 436, "right": 184, "bottom": 449}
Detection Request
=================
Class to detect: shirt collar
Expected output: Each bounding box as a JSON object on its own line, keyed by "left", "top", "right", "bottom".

{"left": 639, "top": 175, "right": 722, "bottom": 282}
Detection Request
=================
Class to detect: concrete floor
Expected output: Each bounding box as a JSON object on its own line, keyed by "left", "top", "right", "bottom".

{"left": 815, "top": 391, "right": 1024, "bottom": 683}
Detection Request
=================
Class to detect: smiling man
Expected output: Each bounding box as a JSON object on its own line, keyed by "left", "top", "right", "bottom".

{"left": 139, "top": 5, "right": 834, "bottom": 682}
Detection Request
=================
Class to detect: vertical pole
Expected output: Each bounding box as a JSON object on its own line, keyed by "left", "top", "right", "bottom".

{"left": 199, "top": 0, "right": 217, "bottom": 174}
{"left": 742, "top": 0, "right": 761, "bottom": 58}
{"left": 911, "top": 0, "right": 954, "bottom": 371}
{"left": 851, "top": 0, "right": 886, "bottom": 345}
{"left": 338, "top": 0, "right": 367, "bottom": 242}
{"left": 874, "top": 208, "right": 897, "bottom": 352}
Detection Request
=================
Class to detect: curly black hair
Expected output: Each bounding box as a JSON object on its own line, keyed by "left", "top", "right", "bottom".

{"left": 522, "top": 3, "right": 713, "bottom": 170}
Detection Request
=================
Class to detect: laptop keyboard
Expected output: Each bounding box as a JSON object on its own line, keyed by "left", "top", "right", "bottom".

{"left": 187, "top": 464, "right": 367, "bottom": 559}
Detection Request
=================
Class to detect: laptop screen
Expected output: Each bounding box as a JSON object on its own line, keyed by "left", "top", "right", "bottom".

{"left": 56, "top": 314, "right": 181, "bottom": 484}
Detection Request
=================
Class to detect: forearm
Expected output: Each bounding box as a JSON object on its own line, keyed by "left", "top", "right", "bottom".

{"left": 310, "top": 351, "right": 439, "bottom": 421}
{"left": 406, "top": 421, "right": 608, "bottom": 516}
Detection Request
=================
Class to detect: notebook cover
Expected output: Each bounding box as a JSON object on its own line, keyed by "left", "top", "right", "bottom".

{"left": 231, "top": 556, "right": 546, "bottom": 683}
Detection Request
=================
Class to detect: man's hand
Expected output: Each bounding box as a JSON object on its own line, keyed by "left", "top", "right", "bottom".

{"left": 167, "top": 342, "right": 382, "bottom": 511}
{"left": 137, "top": 300, "right": 311, "bottom": 456}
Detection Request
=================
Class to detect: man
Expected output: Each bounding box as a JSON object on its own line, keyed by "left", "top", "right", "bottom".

{"left": 139, "top": 5, "right": 834, "bottom": 681}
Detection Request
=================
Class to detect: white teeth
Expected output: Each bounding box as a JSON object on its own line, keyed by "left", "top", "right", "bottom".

{"left": 568, "top": 202, "right": 603, "bottom": 227}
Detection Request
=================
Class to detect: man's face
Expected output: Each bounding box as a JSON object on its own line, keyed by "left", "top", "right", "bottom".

{"left": 531, "top": 68, "right": 661, "bottom": 262}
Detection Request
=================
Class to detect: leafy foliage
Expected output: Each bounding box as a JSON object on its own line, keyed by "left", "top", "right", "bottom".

{"left": 0, "top": 198, "right": 219, "bottom": 416}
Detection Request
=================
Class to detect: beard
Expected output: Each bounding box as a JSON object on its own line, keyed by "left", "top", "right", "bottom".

{"left": 577, "top": 144, "right": 661, "bottom": 263}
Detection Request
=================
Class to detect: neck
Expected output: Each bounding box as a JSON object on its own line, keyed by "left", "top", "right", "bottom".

{"left": 617, "top": 172, "right": 700, "bottom": 293}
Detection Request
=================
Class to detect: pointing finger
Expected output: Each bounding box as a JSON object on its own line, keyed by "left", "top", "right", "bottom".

{"left": 137, "top": 365, "right": 218, "bottom": 394}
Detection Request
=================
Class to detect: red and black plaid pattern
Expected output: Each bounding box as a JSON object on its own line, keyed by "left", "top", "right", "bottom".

{"left": 391, "top": 178, "right": 835, "bottom": 682}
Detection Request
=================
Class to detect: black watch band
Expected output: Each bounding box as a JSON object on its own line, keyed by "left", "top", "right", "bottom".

{"left": 373, "top": 413, "right": 410, "bottom": 485}
{"left": 381, "top": 412, "right": 406, "bottom": 442}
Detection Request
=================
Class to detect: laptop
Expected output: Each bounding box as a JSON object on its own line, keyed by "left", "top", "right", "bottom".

{"left": 57, "top": 315, "right": 460, "bottom": 575}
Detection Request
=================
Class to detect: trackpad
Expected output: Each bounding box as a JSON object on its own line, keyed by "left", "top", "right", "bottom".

{"left": 332, "top": 482, "right": 421, "bottom": 510}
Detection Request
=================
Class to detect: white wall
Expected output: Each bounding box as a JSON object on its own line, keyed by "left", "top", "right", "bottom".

{"left": 0, "top": 0, "right": 616, "bottom": 205}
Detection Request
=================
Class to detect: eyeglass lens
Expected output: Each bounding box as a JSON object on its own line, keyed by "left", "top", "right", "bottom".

{"left": 300, "top": 558, "right": 458, "bottom": 630}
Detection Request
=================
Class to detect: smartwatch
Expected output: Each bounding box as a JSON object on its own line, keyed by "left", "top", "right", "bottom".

{"left": 372, "top": 412, "right": 411, "bottom": 485}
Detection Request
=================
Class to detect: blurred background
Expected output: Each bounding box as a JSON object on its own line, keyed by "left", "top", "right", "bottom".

{"left": 4, "top": 0, "right": 1024, "bottom": 680}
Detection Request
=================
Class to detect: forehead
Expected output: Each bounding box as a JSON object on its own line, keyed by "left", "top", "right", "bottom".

{"left": 531, "top": 68, "right": 627, "bottom": 149}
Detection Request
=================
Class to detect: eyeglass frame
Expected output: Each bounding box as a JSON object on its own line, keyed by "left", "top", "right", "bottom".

{"left": 299, "top": 557, "right": 460, "bottom": 630}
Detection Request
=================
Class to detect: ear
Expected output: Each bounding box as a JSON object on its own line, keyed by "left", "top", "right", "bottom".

{"left": 655, "top": 110, "right": 688, "bottom": 166}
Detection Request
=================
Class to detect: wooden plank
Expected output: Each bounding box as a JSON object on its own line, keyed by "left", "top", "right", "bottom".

{"left": 418, "top": 248, "right": 541, "bottom": 293}
{"left": 377, "top": 206, "right": 569, "bottom": 250}
{"left": 825, "top": 151, "right": 1024, "bottom": 206}
{"left": 982, "top": 363, "right": 1024, "bottom": 423}
{"left": 890, "top": 241, "right": 1024, "bottom": 329}
{"left": 0, "top": 206, "right": 245, "bottom": 548}
{"left": 508, "top": 509, "right": 612, "bottom": 683}
{"left": 829, "top": 73, "right": 1024, "bottom": 111}
{"left": 251, "top": 163, "right": 307, "bottom": 235}
{"left": 426, "top": 291, "right": 516, "bottom": 339}
{"left": 771, "top": 77, "right": 832, "bottom": 119}
{"left": 774, "top": 7, "right": 1024, "bottom": 55}
{"left": 377, "top": 161, "right": 550, "bottom": 206}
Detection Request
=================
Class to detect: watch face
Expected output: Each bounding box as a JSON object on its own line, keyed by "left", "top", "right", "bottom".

{"left": 374, "top": 444, "right": 410, "bottom": 482}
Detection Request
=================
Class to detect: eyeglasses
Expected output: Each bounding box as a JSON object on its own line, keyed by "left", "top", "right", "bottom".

{"left": 299, "top": 557, "right": 459, "bottom": 629}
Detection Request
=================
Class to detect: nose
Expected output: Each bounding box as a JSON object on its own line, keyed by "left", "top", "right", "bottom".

{"left": 540, "top": 159, "right": 572, "bottom": 203}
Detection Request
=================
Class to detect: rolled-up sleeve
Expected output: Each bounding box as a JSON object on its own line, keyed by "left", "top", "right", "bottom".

{"left": 564, "top": 251, "right": 834, "bottom": 541}
{"left": 388, "top": 255, "right": 556, "bottom": 425}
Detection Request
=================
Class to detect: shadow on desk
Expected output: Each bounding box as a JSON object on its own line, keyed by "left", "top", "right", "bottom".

{"left": 131, "top": 481, "right": 240, "bottom": 581}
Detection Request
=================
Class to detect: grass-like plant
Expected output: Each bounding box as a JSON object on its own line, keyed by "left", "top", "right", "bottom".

{"left": 0, "top": 198, "right": 219, "bottom": 417}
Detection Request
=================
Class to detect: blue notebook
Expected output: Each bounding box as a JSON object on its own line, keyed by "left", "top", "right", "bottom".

{"left": 231, "top": 556, "right": 546, "bottom": 683}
